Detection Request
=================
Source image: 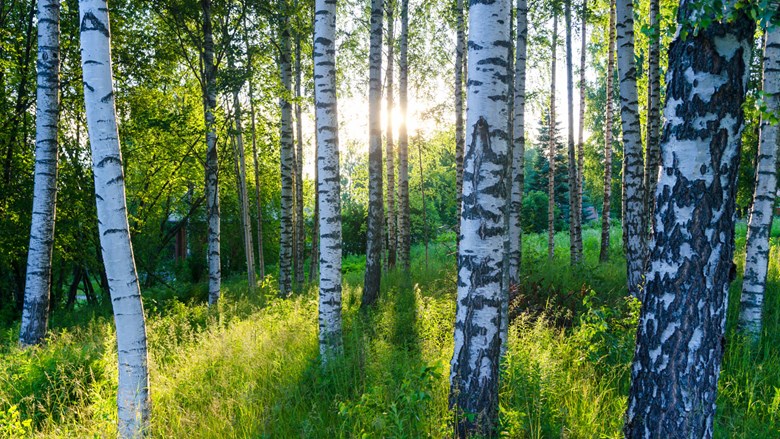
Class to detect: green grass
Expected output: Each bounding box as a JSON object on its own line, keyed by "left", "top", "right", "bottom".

{"left": 2, "top": 225, "right": 780, "bottom": 437}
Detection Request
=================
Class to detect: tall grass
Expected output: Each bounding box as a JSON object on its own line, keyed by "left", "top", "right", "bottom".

{"left": 1, "top": 225, "right": 780, "bottom": 437}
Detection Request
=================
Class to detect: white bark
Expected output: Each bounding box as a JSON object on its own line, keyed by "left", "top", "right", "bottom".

{"left": 507, "top": 0, "right": 526, "bottom": 288}
{"left": 385, "top": 0, "right": 397, "bottom": 269}
{"left": 740, "top": 28, "right": 780, "bottom": 340}
{"left": 449, "top": 0, "right": 510, "bottom": 434}
{"left": 565, "top": 0, "right": 580, "bottom": 264}
{"left": 20, "top": 0, "right": 60, "bottom": 346}
{"left": 615, "top": 0, "right": 646, "bottom": 298}
{"left": 79, "top": 1, "right": 150, "bottom": 435}
{"left": 547, "top": 13, "right": 558, "bottom": 261}
{"left": 599, "top": 0, "right": 615, "bottom": 263}
{"left": 202, "top": 0, "right": 220, "bottom": 305}
{"left": 454, "top": 0, "right": 465, "bottom": 241}
{"left": 397, "top": 0, "right": 410, "bottom": 273}
{"left": 314, "top": 0, "right": 343, "bottom": 363}
{"left": 363, "top": 0, "right": 383, "bottom": 306}
{"left": 279, "top": 7, "right": 294, "bottom": 297}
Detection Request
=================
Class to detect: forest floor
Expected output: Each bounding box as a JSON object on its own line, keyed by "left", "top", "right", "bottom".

{"left": 2, "top": 225, "right": 780, "bottom": 438}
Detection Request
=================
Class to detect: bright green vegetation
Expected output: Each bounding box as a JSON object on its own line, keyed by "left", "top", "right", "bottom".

{"left": 2, "top": 225, "right": 780, "bottom": 438}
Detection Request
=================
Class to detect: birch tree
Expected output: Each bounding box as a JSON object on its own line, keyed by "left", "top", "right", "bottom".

{"left": 19, "top": 0, "right": 60, "bottom": 346}
{"left": 202, "top": 0, "right": 221, "bottom": 305}
{"left": 642, "top": 0, "right": 661, "bottom": 241}
{"left": 314, "top": 0, "right": 343, "bottom": 362}
{"left": 740, "top": 27, "right": 780, "bottom": 341}
{"left": 385, "top": 0, "right": 397, "bottom": 269}
{"left": 547, "top": 11, "right": 558, "bottom": 260}
{"left": 230, "top": 54, "right": 256, "bottom": 293}
{"left": 79, "top": 0, "right": 150, "bottom": 435}
{"left": 244, "top": 13, "right": 265, "bottom": 279}
{"left": 565, "top": 0, "right": 580, "bottom": 265}
{"left": 363, "top": 0, "right": 383, "bottom": 307}
{"left": 623, "top": 3, "right": 755, "bottom": 436}
{"left": 575, "top": 0, "right": 586, "bottom": 259}
{"left": 449, "top": 0, "right": 510, "bottom": 434}
{"left": 397, "top": 0, "right": 410, "bottom": 273}
{"left": 599, "top": 0, "right": 615, "bottom": 263}
{"left": 615, "top": 0, "right": 645, "bottom": 298}
{"left": 454, "top": 0, "right": 465, "bottom": 240}
{"left": 279, "top": 1, "right": 294, "bottom": 297}
{"left": 294, "top": 15, "right": 305, "bottom": 290}
{"left": 507, "top": 0, "right": 527, "bottom": 289}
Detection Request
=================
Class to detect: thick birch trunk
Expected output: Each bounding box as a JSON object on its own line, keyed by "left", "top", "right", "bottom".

{"left": 362, "top": 0, "right": 383, "bottom": 307}
{"left": 314, "top": 0, "right": 343, "bottom": 362}
{"left": 500, "top": 7, "right": 515, "bottom": 356}
{"left": 576, "top": 0, "right": 586, "bottom": 259}
{"left": 565, "top": 0, "right": 579, "bottom": 265}
{"left": 79, "top": 1, "right": 150, "bottom": 435}
{"left": 202, "top": 0, "right": 221, "bottom": 305}
{"left": 547, "top": 13, "right": 557, "bottom": 261}
{"left": 232, "top": 78, "right": 256, "bottom": 292}
{"left": 449, "top": 0, "right": 510, "bottom": 434}
{"left": 642, "top": 0, "right": 661, "bottom": 244}
{"left": 294, "top": 28, "right": 305, "bottom": 289}
{"left": 454, "top": 0, "right": 465, "bottom": 241}
{"left": 385, "top": 1, "right": 396, "bottom": 269}
{"left": 507, "top": 0, "right": 527, "bottom": 288}
{"left": 279, "top": 5, "right": 294, "bottom": 297}
{"left": 623, "top": 4, "right": 755, "bottom": 436}
{"left": 599, "top": 0, "right": 615, "bottom": 263}
{"left": 740, "top": 29, "right": 780, "bottom": 341}
{"left": 397, "top": 0, "right": 410, "bottom": 273}
{"left": 20, "top": 0, "right": 60, "bottom": 346}
{"left": 615, "top": 0, "right": 645, "bottom": 298}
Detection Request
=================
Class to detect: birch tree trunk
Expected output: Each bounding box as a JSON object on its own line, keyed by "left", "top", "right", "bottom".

{"left": 449, "top": 0, "right": 510, "bottom": 434}
{"left": 740, "top": 28, "right": 780, "bottom": 341}
{"left": 231, "top": 67, "right": 256, "bottom": 292}
{"left": 615, "top": 0, "right": 645, "bottom": 298}
{"left": 244, "top": 16, "right": 265, "bottom": 279}
{"left": 507, "top": 0, "right": 527, "bottom": 288}
{"left": 565, "top": 0, "right": 579, "bottom": 265}
{"left": 576, "top": 0, "right": 586, "bottom": 259}
{"left": 547, "top": 12, "right": 558, "bottom": 261}
{"left": 500, "top": 7, "right": 514, "bottom": 355}
{"left": 279, "top": 3, "right": 294, "bottom": 297}
{"left": 454, "top": 0, "right": 465, "bottom": 241}
{"left": 202, "top": 0, "right": 221, "bottom": 305}
{"left": 385, "top": 0, "right": 396, "bottom": 269}
{"left": 642, "top": 0, "right": 661, "bottom": 243}
{"left": 623, "top": 3, "right": 755, "bottom": 436}
{"left": 314, "top": 0, "right": 343, "bottom": 362}
{"left": 362, "top": 0, "right": 383, "bottom": 307}
{"left": 310, "top": 140, "right": 319, "bottom": 282}
{"left": 20, "top": 0, "right": 60, "bottom": 346}
{"left": 79, "top": 1, "right": 151, "bottom": 435}
{"left": 397, "top": 0, "right": 410, "bottom": 273}
{"left": 599, "top": 0, "right": 615, "bottom": 263}
{"left": 294, "top": 23, "right": 305, "bottom": 290}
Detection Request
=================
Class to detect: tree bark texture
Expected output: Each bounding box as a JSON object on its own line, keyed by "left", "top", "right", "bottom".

{"left": 79, "top": 1, "right": 151, "bottom": 435}
{"left": 615, "top": 0, "right": 646, "bottom": 298}
{"left": 642, "top": 0, "right": 661, "bottom": 244}
{"left": 740, "top": 28, "right": 780, "bottom": 341}
{"left": 314, "top": 0, "right": 343, "bottom": 363}
{"left": 279, "top": 4, "right": 294, "bottom": 297}
{"left": 449, "top": 0, "right": 510, "bottom": 435}
{"left": 397, "top": 0, "right": 410, "bottom": 274}
{"left": 599, "top": 0, "right": 615, "bottom": 263}
{"left": 576, "top": 0, "right": 586, "bottom": 259}
{"left": 385, "top": 0, "right": 397, "bottom": 269}
{"left": 294, "top": 25, "right": 305, "bottom": 290}
{"left": 454, "top": 0, "right": 466, "bottom": 241}
{"left": 547, "top": 12, "right": 558, "bottom": 261}
{"left": 623, "top": 4, "right": 755, "bottom": 436}
{"left": 363, "top": 0, "right": 383, "bottom": 307}
{"left": 20, "top": 0, "right": 60, "bottom": 346}
{"left": 565, "top": 0, "right": 580, "bottom": 265}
